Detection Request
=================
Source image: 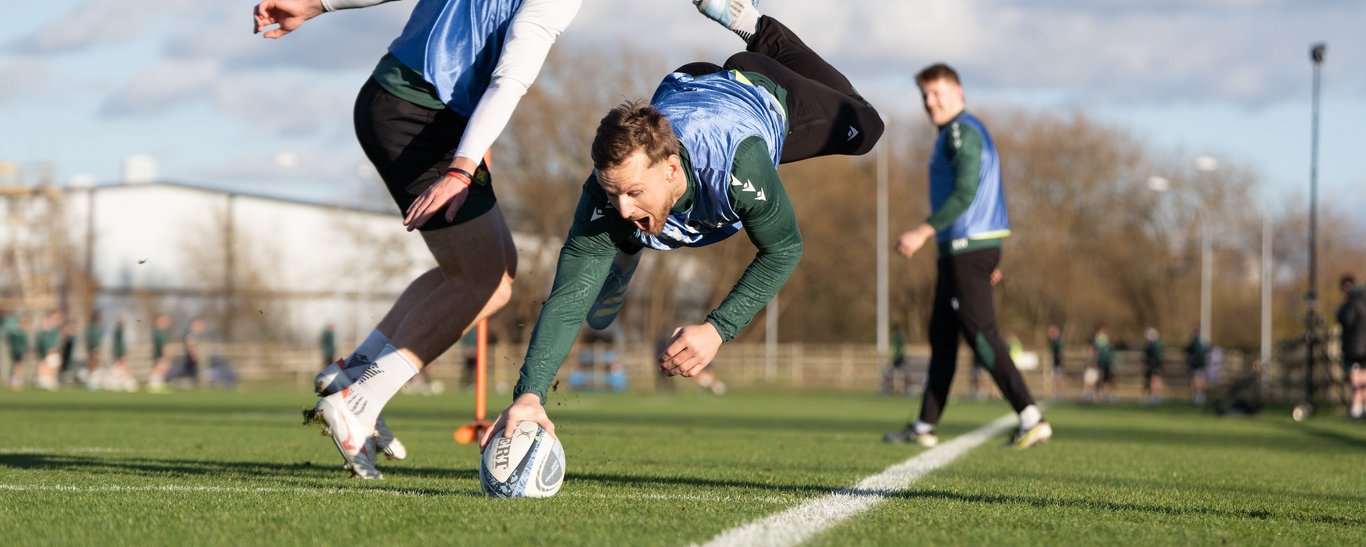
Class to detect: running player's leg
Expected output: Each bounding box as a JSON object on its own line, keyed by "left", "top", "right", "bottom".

{"left": 884, "top": 259, "right": 957, "bottom": 445}
{"left": 918, "top": 258, "right": 964, "bottom": 427}
{"left": 721, "top": 17, "right": 882, "bottom": 161}
{"left": 950, "top": 248, "right": 1037, "bottom": 414}
{"left": 314, "top": 78, "right": 515, "bottom": 477}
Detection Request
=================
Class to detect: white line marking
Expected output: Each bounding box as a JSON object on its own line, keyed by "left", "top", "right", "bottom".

{"left": 0, "top": 483, "right": 792, "bottom": 505}
{"left": 696, "top": 413, "right": 1018, "bottom": 547}
{"left": 0, "top": 447, "right": 133, "bottom": 454}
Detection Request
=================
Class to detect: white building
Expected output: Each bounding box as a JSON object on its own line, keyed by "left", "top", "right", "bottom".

{"left": 58, "top": 180, "right": 547, "bottom": 345}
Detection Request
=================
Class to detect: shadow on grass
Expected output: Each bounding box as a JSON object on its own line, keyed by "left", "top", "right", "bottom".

{"left": 891, "top": 488, "right": 1362, "bottom": 527}
{"left": 1047, "top": 422, "right": 1345, "bottom": 453}
{"left": 1269, "top": 419, "right": 1366, "bottom": 451}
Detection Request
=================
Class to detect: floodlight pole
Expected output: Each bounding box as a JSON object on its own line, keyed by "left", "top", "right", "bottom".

{"left": 1194, "top": 156, "right": 1219, "bottom": 346}
{"left": 1303, "top": 43, "right": 1326, "bottom": 413}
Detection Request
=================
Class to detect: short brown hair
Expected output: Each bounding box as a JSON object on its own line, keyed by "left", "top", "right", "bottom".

{"left": 591, "top": 99, "right": 678, "bottom": 170}
{"left": 915, "top": 63, "right": 961, "bottom": 88}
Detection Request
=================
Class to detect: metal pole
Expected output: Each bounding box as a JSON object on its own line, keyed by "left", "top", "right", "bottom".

{"left": 1201, "top": 215, "right": 1211, "bottom": 345}
{"left": 1261, "top": 213, "right": 1272, "bottom": 367}
{"left": 1193, "top": 156, "right": 1217, "bottom": 345}
{"left": 1304, "top": 43, "right": 1325, "bottom": 412}
{"left": 876, "top": 117, "right": 890, "bottom": 362}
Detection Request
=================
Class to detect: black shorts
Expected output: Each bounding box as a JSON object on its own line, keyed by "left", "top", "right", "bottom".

{"left": 1099, "top": 365, "right": 1115, "bottom": 383}
{"left": 354, "top": 78, "right": 496, "bottom": 230}
{"left": 1345, "top": 358, "right": 1364, "bottom": 378}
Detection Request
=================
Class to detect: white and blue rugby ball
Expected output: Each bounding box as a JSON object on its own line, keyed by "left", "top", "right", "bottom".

{"left": 480, "top": 421, "right": 565, "bottom": 498}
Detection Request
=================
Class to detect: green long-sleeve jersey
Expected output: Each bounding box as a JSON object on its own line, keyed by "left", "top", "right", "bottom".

{"left": 514, "top": 137, "right": 801, "bottom": 402}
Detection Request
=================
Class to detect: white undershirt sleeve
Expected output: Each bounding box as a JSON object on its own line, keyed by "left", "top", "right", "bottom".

{"left": 452, "top": 0, "right": 582, "bottom": 164}
{"left": 321, "top": 0, "right": 400, "bottom": 12}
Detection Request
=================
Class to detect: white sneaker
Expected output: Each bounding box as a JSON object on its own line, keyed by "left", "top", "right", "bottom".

{"left": 374, "top": 416, "right": 407, "bottom": 461}
{"left": 314, "top": 359, "right": 348, "bottom": 396}
{"left": 1011, "top": 421, "right": 1053, "bottom": 449}
{"left": 312, "top": 393, "right": 382, "bottom": 479}
{"left": 314, "top": 359, "right": 407, "bottom": 462}
{"left": 883, "top": 424, "right": 939, "bottom": 447}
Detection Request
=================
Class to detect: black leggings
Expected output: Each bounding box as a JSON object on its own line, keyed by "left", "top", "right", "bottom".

{"left": 672, "top": 16, "right": 884, "bottom": 164}
{"left": 918, "top": 248, "right": 1037, "bottom": 426}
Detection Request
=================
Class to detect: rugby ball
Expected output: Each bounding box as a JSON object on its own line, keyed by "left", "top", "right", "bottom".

{"left": 480, "top": 421, "right": 565, "bottom": 498}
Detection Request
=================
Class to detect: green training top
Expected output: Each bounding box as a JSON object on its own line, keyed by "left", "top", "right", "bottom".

{"left": 514, "top": 136, "right": 800, "bottom": 402}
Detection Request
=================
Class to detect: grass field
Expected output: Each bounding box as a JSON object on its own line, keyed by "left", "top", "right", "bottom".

{"left": 1, "top": 388, "right": 1362, "bottom": 546}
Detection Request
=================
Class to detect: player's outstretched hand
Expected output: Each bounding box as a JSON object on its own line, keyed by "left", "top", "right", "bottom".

{"left": 404, "top": 173, "right": 472, "bottom": 231}
{"left": 480, "top": 393, "right": 556, "bottom": 452}
{"left": 895, "top": 223, "right": 936, "bottom": 259}
{"left": 660, "top": 323, "right": 723, "bottom": 378}
{"left": 253, "top": 0, "right": 324, "bottom": 39}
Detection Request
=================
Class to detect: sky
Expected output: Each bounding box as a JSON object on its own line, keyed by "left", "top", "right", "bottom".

{"left": 2, "top": 0, "right": 1363, "bottom": 219}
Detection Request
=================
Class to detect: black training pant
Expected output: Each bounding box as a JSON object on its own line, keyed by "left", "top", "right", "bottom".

{"left": 672, "top": 16, "right": 884, "bottom": 164}
{"left": 918, "top": 248, "right": 1036, "bottom": 426}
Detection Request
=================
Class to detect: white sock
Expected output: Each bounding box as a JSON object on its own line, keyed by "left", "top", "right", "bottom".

{"left": 700, "top": 0, "right": 760, "bottom": 41}
{"left": 912, "top": 420, "right": 934, "bottom": 434}
{"left": 342, "top": 344, "right": 418, "bottom": 427}
{"left": 343, "top": 329, "right": 391, "bottom": 373}
{"left": 1019, "top": 405, "right": 1042, "bottom": 430}
{"left": 729, "top": 1, "right": 759, "bottom": 41}
{"left": 1352, "top": 401, "right": 1364, "bottom": 419}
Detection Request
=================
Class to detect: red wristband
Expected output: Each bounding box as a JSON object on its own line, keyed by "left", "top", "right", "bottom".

{"left": 444, "top": 167, "right": 475, "bottom": 185}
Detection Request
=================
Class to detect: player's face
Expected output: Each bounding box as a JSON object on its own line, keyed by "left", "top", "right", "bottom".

{"left": 919, "top": 78, "right": 965, "bottom": 127}
{"left": 597, "top": 150, "right": 684, "bottom": 235}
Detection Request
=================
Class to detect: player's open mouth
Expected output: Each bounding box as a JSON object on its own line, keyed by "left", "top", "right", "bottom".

{"left": 633, "top": 217, "right": 651, "bottom": 232}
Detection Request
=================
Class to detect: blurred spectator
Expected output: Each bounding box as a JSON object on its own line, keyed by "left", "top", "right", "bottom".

{"left": 880, "top": 326, "right": 914, "bottom": 396}
{"left": 35, "top": 311, "right": 63, "bottom": 391}
{"left": 1185, "top": 327, "right": 1208, "bottom": 406}
{"left": 968, "top": 353, "right": 987, "bottom": 401}
{"left": 1087, "top": 326, "right": 1116, "bottom": 403}
{"left": 147, "top": 314, "right": 173, "bottom": 392}
{"left": 96, "top": 317, "right": 138, "bottom": 392}
{"left": 165, "top": 317, "right": 206, "bottom": 387}
{"left": 1207, "top": 345, "right": 1224, "bottom": 388}
{"left": 84, "top": 310, "right": 105, "bottom": 384}
{"left": 58, "top": 319, "right": 79, "bottom": 384}
{"left": 569, "top": 348, "right": 596, "bottom": 391}
{"left": 1141, "top": 327, "right": 1165, "bottom": 406}
{"left": 1046, "top": 324, "right": 1065, "bottom": 401}
{"left": 320, "top": 321, "right": 337, "bottom": 366}
{"left": 6, "top": 313, "right": 32, "bottom": 390}
{"left": 604, "top": 350, "right": 627, "bottom": 392}
{"left": 456, "top": 326, "right": 495, "bottom": 391}
{"left": 1337, "top": 274, "right": 1366, "bottom": 420}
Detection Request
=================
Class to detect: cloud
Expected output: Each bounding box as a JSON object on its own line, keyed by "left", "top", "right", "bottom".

{"left": 8, "top": 0, "right": 200, "bottom": 54}
{"left": 98, "top": 60, "right": 218, "bottom": 116}
{"left": 0, "top": 58, "right": 52, "bottom": 104}
{"left": 570, "top": 0, "right": 1365, "bottom": 107}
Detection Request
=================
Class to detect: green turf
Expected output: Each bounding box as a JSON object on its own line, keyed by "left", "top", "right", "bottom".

{"left": 0, "top": 389, "right": 1361, "bottom": 546}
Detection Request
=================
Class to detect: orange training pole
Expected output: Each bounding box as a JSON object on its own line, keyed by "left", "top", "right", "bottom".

{"left": 454, "top": 319, "right": 491, "bottom": 445}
